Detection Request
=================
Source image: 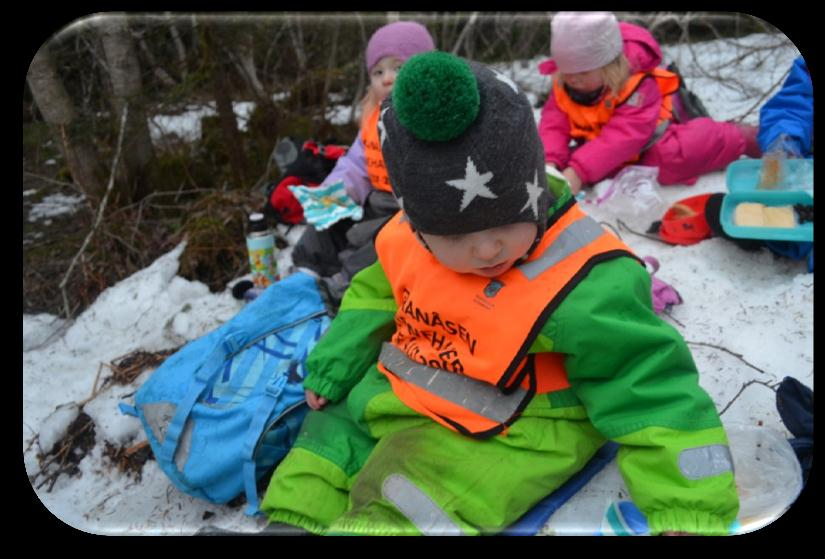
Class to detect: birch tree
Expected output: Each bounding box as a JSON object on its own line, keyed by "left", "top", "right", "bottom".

{"left": 27, "top": 45, "right": 106, "bottom": 199}
{"left": 97, "top": 14, "right": 155, "bottom": 201}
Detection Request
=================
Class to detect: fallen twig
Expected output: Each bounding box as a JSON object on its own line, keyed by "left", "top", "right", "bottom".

{"left": 685, "top": 340, "right": 768, "bottom": 376}
{"left": 615, "top": 219, "right": 671, "bottom": 245}
{"left": 663, "top": 309, "right": 685, "bottom": 328}
{"left": 718, "top": 379, "right": 778, "bottom": 416}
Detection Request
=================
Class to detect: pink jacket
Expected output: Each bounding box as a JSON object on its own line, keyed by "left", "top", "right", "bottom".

{"left": 538, "top": 22, "right": 667, "bottom": 185}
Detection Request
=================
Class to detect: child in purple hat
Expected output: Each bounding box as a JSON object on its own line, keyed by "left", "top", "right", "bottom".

{"left": 290, "top": 20, "right": 435, "bottom": 304}
{"left": 320, "top": 20, "right": 435, "bottom": 205}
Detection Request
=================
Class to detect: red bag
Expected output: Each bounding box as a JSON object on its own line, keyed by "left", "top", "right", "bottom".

{"left": 658, "top": 193, "right": 714, "bottom": 245}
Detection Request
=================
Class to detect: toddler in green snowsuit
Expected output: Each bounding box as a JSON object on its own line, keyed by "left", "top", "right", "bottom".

{"left": 260, "top": 51, "right": 739, "bottom": 536}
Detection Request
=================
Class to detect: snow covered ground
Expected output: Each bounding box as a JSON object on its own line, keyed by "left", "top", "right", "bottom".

{"left": 23, "top": 31, "right": 811, "bottom": 535}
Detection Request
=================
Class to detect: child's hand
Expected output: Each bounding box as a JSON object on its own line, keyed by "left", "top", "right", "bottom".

{"left": 305, "top": 389, "right": 329, "bottom": 410}
{"left": 562, "top": 167, "right": 582, "bottom": 195}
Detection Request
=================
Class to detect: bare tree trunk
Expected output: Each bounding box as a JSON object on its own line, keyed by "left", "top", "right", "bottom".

{"left": 451, "top": 12, "right": 479, "bottom": 56}
{"left": 134, "top": 30, "right": 178, "bottom": 88}
{"left": 205, "top": 28, "right": 248, "bottom": 189}
{"left": 287, "top": 15, "right": 309, "bottom": 112}
{"left": 27, "top": 46, "right": 106, "bottom": 199}
{"left": 451, "top": 12, "right": 478, "bottom": 56}
{"left": 288, "top": 15, "right": 308, "bottom": 74}
{"left": 98, "top": 15, "right": 155, "bottom": 201}
{"left": 231, "top": 34, "right": 268, "bottom": 102}
{"left": 320, "top": 20, "right": 340, "bottom": 122}
{"left": 165, "top": 12, "right": 189, "bottom": 79}
{"left": 348, "top": 13, "right": 368, "bottom": 125}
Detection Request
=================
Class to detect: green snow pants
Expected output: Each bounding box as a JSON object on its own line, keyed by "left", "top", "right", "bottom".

{"left": 260, "top": 364, "right": 605, "bottom": 535}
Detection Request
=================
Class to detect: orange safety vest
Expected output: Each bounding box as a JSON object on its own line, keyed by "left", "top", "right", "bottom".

{"left": 361, "top": 106, "right": 393, "bottom": 193}
{"left": 375, "top": 202, "right": 640, "bottom": 439}
{"left": 554, "top": 68, "right": 680, "bottom": 144}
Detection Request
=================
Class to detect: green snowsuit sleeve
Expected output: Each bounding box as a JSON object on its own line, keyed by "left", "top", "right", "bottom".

{"left": 544, "top": 256, "right": 739, "bottom": 535}
{"left": 303, "top": 261, "right": 397, "bottom": 402}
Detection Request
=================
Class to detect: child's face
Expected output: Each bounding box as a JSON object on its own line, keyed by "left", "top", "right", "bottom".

{"left": 370, "top": 56, "right": 404, "bottom": 101}
{"left": 418, "top": 222, "right": 538, "bottom": 278}
{"left": 562, "top": 68, "right": 605, "bottom": 93}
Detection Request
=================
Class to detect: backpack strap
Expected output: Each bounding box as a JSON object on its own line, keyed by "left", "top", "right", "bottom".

{"left": 241, "top": 316, "right": 326, "bottom": 515}
{"left": 156, "top": 331, "right": 247, "bottom": 467}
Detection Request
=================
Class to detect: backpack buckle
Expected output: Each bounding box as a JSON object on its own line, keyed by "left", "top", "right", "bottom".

{"left": 265, "top": 374, "right": 288, "bottom": 398}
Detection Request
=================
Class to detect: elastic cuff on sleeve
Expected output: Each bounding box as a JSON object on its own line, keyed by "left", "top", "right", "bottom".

{"left": 303, "top": 376, "right": 347, "bottom": 402}
{"left": 646, "top": 508, "right": 734, "bottom": 536}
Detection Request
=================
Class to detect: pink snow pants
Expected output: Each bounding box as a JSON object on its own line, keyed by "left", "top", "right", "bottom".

{"left": 639, "top": 118, "right": 746, "bottom": 185}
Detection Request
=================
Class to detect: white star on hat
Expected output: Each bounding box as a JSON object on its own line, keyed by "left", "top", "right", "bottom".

{"left": 446, "top": 156, "right": 497, "bottom": 212}
{"left": 493, "top": 70, "right": 519, "bottom": 95}
{"left": 520, "top": 170, "right": 543, "bottom": 219}
{"left": 378, "top": 107, "right": 390, "bottom": 147}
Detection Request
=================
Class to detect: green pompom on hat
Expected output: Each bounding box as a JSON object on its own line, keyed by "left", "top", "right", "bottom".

{"left": 392, "top": 51, "right": 480, "bottom": 142}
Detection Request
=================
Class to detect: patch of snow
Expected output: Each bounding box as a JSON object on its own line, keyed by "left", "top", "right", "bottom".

{"left": 28, "top": 193, "right": 85, "bottom": 222}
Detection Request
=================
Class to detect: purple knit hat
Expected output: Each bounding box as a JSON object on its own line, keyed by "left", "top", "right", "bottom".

{"left": 366, "top": 21, "right": 435, "bottom": 72}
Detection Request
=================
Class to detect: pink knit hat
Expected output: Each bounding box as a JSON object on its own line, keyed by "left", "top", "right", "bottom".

{"left": 550, "top": 12, "right": 623, "bottom": 74}
{"left": 366, "top": 21, "right": 435, "bottom": 72}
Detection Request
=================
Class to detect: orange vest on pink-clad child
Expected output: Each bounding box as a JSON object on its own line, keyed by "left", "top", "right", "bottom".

{"left": 553, "top": 68, "right": 680, "bottom": 152}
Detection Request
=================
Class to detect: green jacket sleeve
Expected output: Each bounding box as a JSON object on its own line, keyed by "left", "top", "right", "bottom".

{"left": 303, "top": 260, "right": 397, "bottom": 402}
{"left": 544, "top": 256, "right": 739, "bottom": 535}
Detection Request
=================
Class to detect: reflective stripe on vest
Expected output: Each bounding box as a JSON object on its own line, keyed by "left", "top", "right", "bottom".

{"left": 361, "top": 106, "right": 393, "bottom": 192}
{"left": 517, "top": 215, "right": 607, "bottom": 280}
{"left": 380, "top": 342, "right": 528, "bottom": 425}
{"left": 554, "top": 68, "right": 680, "bottom": 144}
{"left": 375, "top": 201, "right": 641, "bottom": 438}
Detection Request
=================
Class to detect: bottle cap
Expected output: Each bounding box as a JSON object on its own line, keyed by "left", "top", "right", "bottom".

{"left": 248, "top": 212, "right": 268, "bottom": 233}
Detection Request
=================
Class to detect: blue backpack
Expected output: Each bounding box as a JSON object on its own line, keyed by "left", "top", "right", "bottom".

{"left": 120, "top": 271, "right": 331, "bottom": 515}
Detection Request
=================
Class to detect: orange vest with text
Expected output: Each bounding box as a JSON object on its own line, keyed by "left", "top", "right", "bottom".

{"left": 374, "top": 202, "right": 640, "bottom": 439}
{"left": 554, "top": 68, "right": 680, "bottom": 143}
{"left": 361, "top": 106, "right": 393, "bottom": 193}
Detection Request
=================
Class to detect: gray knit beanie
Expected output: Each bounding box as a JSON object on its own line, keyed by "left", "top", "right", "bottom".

{"left": 379, "top": 51, "right": 554, "bottom": 236}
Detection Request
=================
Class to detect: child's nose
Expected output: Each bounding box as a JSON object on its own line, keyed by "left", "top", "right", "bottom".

{"left": 474, "top": 237, "right": 502, "bottom": 261}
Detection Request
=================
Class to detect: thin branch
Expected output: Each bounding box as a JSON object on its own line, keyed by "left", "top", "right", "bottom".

{"left": 662, "top": 309, "right": 685, "bottom": 328}
{"left": 23, "top": 171, "right": 85, "bottom": 194}
{"left": 731, "top": 66, "right": 792, "bottom": 123}
{"left": 58, "top": 103, "right": 129, "bottom": 319}
{"left": 451, "top": 12, "right": 479, "bottom": 55}
{"left": 718, "top": 379, "right": 778, "bottom": 416}
{"left": 615, "top": 219, "right": 671, "bottom": 244}
{"left": 685, "top": 340, "right": 769, "bottom": 376}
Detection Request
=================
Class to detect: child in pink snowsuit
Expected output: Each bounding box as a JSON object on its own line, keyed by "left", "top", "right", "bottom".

{"left": 538, "top": 12, "right": 760, "bottom": 194}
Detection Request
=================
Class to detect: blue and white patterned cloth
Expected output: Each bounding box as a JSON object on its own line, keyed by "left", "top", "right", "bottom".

{"left": 288, "top": 181, "right": 363, "bottom": 230}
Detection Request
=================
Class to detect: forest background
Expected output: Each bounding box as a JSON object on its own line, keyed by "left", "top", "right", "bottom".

{"left": 23, "top": 11, "right": 803, "bottom": 320}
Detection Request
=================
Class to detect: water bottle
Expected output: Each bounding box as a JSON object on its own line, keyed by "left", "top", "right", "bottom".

{"left": 246, "top": 212, "right": 278, "bottom": 289}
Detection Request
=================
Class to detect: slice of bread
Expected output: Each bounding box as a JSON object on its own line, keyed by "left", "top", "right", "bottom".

{"left": 733, "top": 202, "right": 797, "bottom": 228}
{"left": 763, "top": 206, "right": 796, "bottom": 228}
{"left": 734, "top": 202, "right": 765, "bottom": 226}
